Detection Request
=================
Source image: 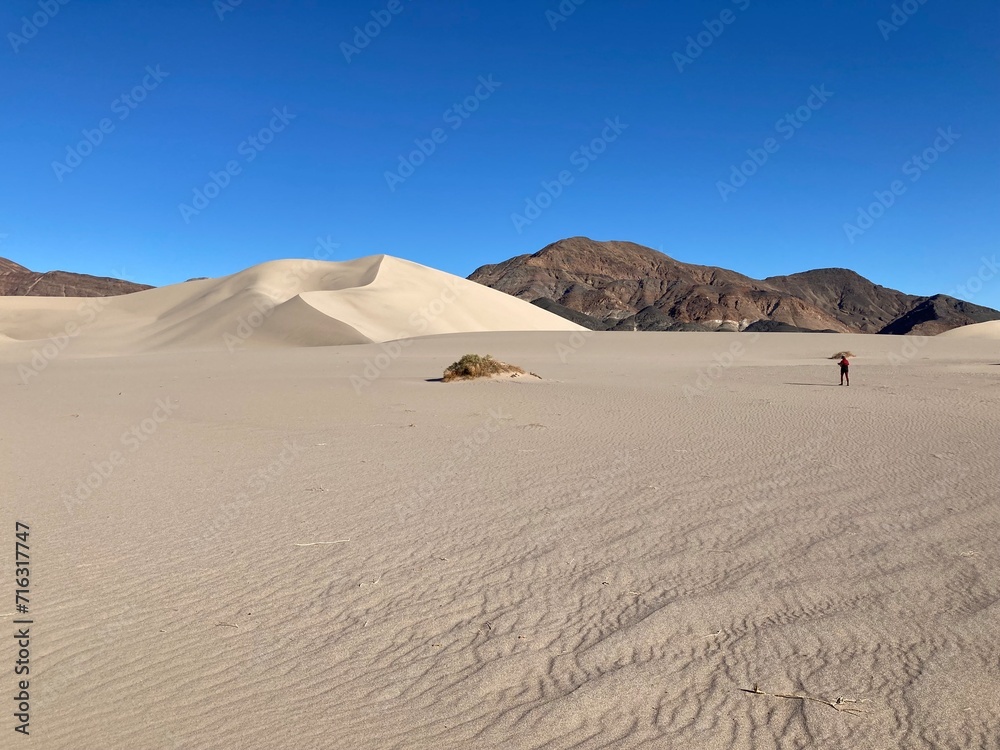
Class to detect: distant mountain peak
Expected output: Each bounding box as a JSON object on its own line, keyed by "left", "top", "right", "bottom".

{"left": 0, "top": 257, "right": 31, "bottom": 274}
{"left": 470, "top": 238, "right": 1000, "bottom": 335}
{"left": 0, "top": 257, "right": 152, "bottom": 297}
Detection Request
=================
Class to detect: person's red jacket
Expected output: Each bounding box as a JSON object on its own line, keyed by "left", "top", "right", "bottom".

{"left": 839, "top": 358, "right": 850, "bottom": 368}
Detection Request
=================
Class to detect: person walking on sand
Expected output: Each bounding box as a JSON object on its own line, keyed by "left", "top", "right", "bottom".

{"left": 838, "top": 355, "right": 850, "bottom": 386}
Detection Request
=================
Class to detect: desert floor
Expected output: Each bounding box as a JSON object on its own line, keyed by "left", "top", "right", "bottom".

{"left": 2, "top": 331, "right": 999, "bottom": 749}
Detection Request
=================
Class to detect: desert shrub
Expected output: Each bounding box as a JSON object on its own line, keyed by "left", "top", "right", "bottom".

{"left": 443, "top": 354, "right": 526, "bottom": 381}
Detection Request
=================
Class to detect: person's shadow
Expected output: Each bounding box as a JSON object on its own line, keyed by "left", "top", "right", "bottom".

{"left": 784, "top": 382, "right": 841, "bottom": 387}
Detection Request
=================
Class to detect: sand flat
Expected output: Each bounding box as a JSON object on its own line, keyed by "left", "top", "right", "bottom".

{"left": 2, "top": 331, "right": 999, "bottom": 749}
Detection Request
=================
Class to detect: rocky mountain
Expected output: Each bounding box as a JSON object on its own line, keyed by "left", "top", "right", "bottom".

{"left": 878, "top": 295, "right": 1000, "bottom": 336}
{"left": 0, "top": 257, "right": 151, "bottom": 297}
{"left": 469, "top": 237, "right": 1000, "bottom": 335}
{"left": 762, "top": 268, "right": 916, "bottom": 333}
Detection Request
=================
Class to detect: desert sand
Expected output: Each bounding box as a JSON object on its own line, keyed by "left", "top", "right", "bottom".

{"left": 1, "top": 260, "right": 998, "bottom": 749}
{"left": 938, "top": 320, "right": 1000, "bottom": 340}
{"left": 0, "top": 255, "right": 585, "bottom": 356}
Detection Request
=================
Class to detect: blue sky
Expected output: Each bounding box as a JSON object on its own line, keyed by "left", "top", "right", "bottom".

{"left": 2, "top": 0, "right": 998, "bottom": 308}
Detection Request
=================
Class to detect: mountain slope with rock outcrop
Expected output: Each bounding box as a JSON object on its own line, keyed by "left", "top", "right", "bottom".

{"left": 469, "top": 237, "right": 1000, "bottom": 334}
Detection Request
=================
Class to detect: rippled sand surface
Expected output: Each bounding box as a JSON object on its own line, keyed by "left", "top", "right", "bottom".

{"left": 3, "top": 331, "right": 998, "bottom": 749}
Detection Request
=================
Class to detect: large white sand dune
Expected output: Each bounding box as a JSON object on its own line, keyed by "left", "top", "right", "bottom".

{"left": 0, "top": 255, "right": 584, "bottom": 354}
{"left": 938, "top": 319, "right": 1000, "bottom": 339}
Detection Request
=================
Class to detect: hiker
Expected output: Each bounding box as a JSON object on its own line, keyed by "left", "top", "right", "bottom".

{"left": 838, "top": 356, "right": 850, "bottom": 386}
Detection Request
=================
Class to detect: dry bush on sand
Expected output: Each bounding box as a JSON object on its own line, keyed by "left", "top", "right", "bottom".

{"left": 443, "top": 354, "right": 527, "bottom": 381}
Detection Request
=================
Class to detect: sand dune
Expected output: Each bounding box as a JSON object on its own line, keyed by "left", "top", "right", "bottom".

{"left": 0, "top": 255, "right": 584, "bottom": 355}
{"left": 938, "top": 320, "right": 1000, "bottom": 339}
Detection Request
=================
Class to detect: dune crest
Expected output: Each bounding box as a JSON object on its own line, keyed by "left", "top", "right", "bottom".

{"left": 938, "top": 320, "right": 1000, "bottom": 339}
{"left": 0, "top": 255, "right": 584, "bottom": 354}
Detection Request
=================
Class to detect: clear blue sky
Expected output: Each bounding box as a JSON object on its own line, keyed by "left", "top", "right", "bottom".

{"left": 3, "top": 0, "right": 998, "bottom": 308}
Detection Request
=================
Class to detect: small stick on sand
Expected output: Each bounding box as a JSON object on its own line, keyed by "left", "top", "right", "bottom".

{"left": 216, "top": 623, "right": 240, "bottom": 629}
{"left": 740, "top": 684, "right": 863, "bottom": 716}
{"left": 292, "top": 539, "right": 350, "bottom": 546}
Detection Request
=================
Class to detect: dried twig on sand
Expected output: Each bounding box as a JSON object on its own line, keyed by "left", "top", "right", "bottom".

{"left": 740, "top": 683, "right": 863, "bottom": 715}
{"left": 292, "top": 540, "right": 350, "bottom": 546}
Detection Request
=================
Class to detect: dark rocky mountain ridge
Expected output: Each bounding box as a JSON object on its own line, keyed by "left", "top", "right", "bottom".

{"left": 469, "top": 237, "right": 1000, "bottom": 335}
{"left": 0, "top": 257, "right": 151, "bottom": 297}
